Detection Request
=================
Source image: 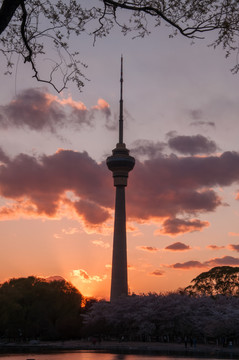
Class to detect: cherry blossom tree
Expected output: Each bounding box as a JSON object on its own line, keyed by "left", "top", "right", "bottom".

{"left": 83, "top": 292, "right": 239, "bottom": 344}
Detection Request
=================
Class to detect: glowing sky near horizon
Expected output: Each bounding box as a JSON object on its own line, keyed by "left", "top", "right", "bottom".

{"left": 0, "top": 13, "right": 239, "bottom": 299}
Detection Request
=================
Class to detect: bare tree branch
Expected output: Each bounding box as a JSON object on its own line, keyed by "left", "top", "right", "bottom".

{"left": 102, "top": 0, "right": 190, "bottom": 37}
{"left": 1, "top": 0, "right": 239, "bottom": 91}
{"left": 19, "top": 0, "right": 69, "bottom": 92}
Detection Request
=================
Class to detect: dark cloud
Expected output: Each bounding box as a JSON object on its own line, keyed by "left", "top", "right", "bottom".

{"left": 150, "top": 270, "right": 165, "bottom": 276}
{"left": 0, "top": 149, "right": 112, "bottom": 225}
{"left": 138, "top": 246, "right": 159, "bottom": 252}
{"left": 166, "top": 131, "right": 177, "bottom": 139}
{"left": 204, "top": 256, "right": 239, "bottom": 266}
{"left": 74, "top": 199, "right": 110, "bottom": 224}
{"left": 188, "top": 109, "right": 215, "bottom": 127}
{"left": 207, "top": 245, "right": 225, "bottom": 250}
{"left": 168, "top": 135, "right": 218, "bottom": 155}
{"left": 0, "top": 148, "right": 9, "bottom": 164}
{"left": 0, "top": 88, "right": 112, "bottom": 133}
{"left": 131, "top": 139, "right": 166, "bottom": 159}
{"left": 190, "top": 121, "right": 215, "bottom": 127}
{"left": 170, "top": 256, "right": 239, "bottom": 269}
{"left": 170, "top": 261, "right": 205, "bottom": 269}
{"left": 128, "top": 151, "right": 239, "bottom": 224}
{"left": 160, "top": 218, "right": 209, "bottom": 235}
{"left": 165, "top": 242, "right": 191, "bottom": 251}
{"left": 1, "top": 88, "right": 65, "bottom": 132}
{"left": 104, "top": 112, "right": 117, "bottom": 131}
{"left": 189, "top": 109, "right": 203, "bottom": 120}
{"left": 228, "top": 244, "right": 239, "bottom": 252}
{"left": 68, "top": 108, "right": 93, "bottom": 129}
{"left": 0, "top": 148, "right": 239, "bottom": 234}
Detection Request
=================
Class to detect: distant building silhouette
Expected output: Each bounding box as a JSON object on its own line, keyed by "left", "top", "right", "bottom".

{"left": 107, "top": 57, "right": 135, "bottom": 301}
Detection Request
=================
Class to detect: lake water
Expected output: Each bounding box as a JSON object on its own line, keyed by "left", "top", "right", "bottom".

{"left": 0, "top": 352, "right": 232, "bottom": 360}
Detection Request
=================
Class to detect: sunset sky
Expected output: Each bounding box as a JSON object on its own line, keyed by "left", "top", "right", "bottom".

{"left": 0, "top": 10, "right": 239, "bottom": 299}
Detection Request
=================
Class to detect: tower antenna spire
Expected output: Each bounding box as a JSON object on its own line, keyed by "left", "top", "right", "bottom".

{"left": 119, "top": 55, "right": 123, "bottom": 144}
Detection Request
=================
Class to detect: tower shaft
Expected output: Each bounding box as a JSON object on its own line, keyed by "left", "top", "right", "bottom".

{"left": 110, "top": 185, "right": 128, "bottom": 300}
{"left": 107, "top": 57, "right": 135, "bottom": 301}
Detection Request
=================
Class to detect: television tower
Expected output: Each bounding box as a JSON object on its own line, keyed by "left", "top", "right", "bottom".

{"left": 106, "top": 57, "right": 135, "bottom": 301}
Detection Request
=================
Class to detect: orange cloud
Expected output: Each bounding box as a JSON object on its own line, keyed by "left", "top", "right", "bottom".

{"left": 80, "top": 221, "right": 113, "bottom": 236}
{"left": 55, "top": 95, "right": 87, "bottom": 111}
{"left": 228, "top": 232, "right": 239, "bottom": 236}
{"left": 70, "top": 269, "right": 107, "bottom": 283}
{"left": 93, "top": 98, "right": 110, "bottom": 110}
{"left": 207, "top": 244, "right": 225, "bottom": 250}
{"left": 62, "top": 227, "right": 79, "bottom": 235}
{"left": 127, "top": 223, "right": 138, "bottom": 232}
{"left": 149, "top": 270, "right": 165, "bottom": 276}
{"left": 137, "top": 246, "right": 159, "bottom": 252}
{"left": 54, "top": 227, "right": 80, "bottom": 239}
{"left": 228, "top": 244, "right": 239, "bottom": 252}
{"left": 92, "top": 240, "right": 110, "bottom": 249}
{"left": 0, "top": 199, "right": 44, "bottom": 220}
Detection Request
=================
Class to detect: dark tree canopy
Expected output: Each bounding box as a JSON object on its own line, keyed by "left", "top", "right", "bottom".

{"left": 0, "top": 276, "right": 83, "bottom": 340}
{"left": 185, "top": 266, "right": 239, "bottom": 296}
{"left": 1, "top": 0, "right": 239, "bottom": 92}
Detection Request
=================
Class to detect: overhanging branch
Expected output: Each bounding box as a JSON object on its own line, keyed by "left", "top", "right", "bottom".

{"left": 102, "top": 0, "right": 221, "bottom": 38}
{"left": 19, "top": 0, "right": 69, "bottom": 92}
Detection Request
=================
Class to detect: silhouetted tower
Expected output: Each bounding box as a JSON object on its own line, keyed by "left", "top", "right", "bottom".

{"left": 107, "top": 57, "right": 135, "bottom": 301}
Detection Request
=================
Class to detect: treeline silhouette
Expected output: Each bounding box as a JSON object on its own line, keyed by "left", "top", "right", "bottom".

{"left": 0, "top": 276, "right": 87, "bottom": 340}
{"left": 0, "top": 266, "right": 239, "bottom": 344}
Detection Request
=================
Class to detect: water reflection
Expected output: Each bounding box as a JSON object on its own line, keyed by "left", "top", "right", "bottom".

{"left": 0, "top": 353, "right": 231, "bottom": 360}
{"left": 112, "top": 355, "right": 127, "bottom": 360}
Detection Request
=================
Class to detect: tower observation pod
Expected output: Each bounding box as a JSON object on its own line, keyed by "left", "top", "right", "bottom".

{"left": 106, "top": 57, "right": 135, "bottom": 301}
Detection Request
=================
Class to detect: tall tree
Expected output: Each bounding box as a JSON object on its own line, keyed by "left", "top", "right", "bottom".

{"left": 0, "top": 276, "right": 83, "bottom": 340}
{"left": 0, "top": 0, "right": 239, "bottom": 92}
{"left": 185, "top": 266, "right": 239, "bottom": 296}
